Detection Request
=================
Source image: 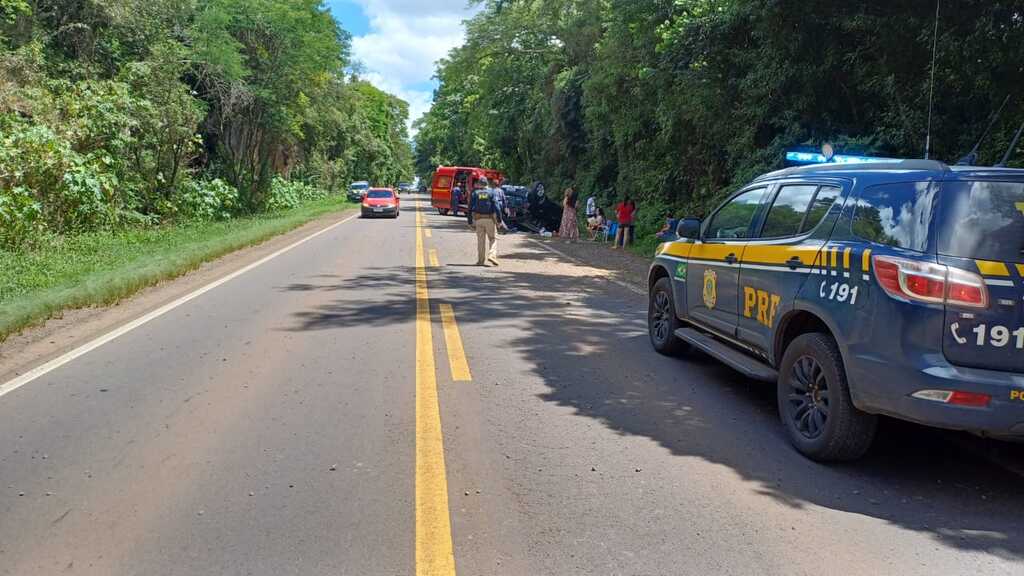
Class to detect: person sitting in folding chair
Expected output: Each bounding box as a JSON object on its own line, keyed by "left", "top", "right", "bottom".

{"left": 587, "top": 207, "right": 608, "bottom": 241}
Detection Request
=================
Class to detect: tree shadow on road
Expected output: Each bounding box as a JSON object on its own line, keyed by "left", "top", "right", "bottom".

{"left": 280, "top": 235, "right": 1024, "bottom": 562}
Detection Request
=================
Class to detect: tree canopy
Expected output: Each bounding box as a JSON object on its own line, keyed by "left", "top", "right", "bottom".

{"left": 1, "top": 0, "right": 412, "bottom": 244}
{"left": 415, "top": 0, "right": 1024, "bottom": 222}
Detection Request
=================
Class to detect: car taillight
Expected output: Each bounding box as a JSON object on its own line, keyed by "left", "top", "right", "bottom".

{"left": 946, "top": 266, "right": 988, "bottom": 307}
{"left": 873, "top": 255, "right": 988, "bottom": 308}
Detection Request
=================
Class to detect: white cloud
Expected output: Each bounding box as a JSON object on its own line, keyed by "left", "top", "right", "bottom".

{"left": 348, "top": 0, "right": 480, "bottom": 133}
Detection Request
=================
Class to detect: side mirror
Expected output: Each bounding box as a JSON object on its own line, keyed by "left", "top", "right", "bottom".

{"left": 676, "top": 217, "right": 702, "bottom": 241}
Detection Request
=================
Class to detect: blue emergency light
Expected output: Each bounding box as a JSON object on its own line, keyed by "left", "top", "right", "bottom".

{"left": 785, "top": 151, "right": 902, "bottom": 165}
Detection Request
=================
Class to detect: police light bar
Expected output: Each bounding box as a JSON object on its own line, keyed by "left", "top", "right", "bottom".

{"left": 785, "top": 151, "right": 903, "bottom": 165}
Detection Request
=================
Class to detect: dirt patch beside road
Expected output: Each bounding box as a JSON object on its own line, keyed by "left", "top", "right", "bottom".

{"left": 523, "top": 236, "right": 652, "bottom": 294}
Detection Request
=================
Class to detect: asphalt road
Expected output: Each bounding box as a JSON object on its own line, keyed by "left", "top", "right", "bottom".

{"left": 1, "top": 195, "right": 1022, "bottom": 575}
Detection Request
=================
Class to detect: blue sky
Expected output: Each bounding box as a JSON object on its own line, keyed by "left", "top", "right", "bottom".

{"left": 325, "top": 1, "right": 370, "bottom": 35}
{"left": 324, "top": 1, "right": 480, "bottom": 133}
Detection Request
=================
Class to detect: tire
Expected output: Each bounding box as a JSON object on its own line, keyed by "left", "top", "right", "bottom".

{"left": 439, "top": 208, "right": 449, "bottom": 216}
{"left": 648, "top": 277, "right": 689, "bottom": 356}
{"left": 777, "top": 332, "right": 877, "bottom": 461}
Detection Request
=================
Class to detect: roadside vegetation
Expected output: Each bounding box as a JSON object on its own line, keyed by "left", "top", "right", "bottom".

{"left": 0, "top": 0, "right": 413, "bottom": 337}
{"left": 414, "top": 0, "right": 1024, "bottom": 250}
{"left": 0, "top": 194, "right": 354, "bottom": 339}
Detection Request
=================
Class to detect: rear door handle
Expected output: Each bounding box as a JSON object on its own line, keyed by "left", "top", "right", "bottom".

{"left": 786, "top": 256, "right": 802, "bottom": 270}
{"left": 724, "top": 253, "right": 738, "bottom": 265}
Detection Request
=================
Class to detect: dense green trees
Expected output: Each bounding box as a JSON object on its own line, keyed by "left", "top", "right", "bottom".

{"left": 415, "top": 0, "right": 1024, "bottom": 233}
{"left": 1, "top": 0, "right": 412, "bottom": 247}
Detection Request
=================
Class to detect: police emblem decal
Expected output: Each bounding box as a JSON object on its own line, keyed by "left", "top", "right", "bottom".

{"left": 703, "top": 268, "right": 717, "bottom": 310}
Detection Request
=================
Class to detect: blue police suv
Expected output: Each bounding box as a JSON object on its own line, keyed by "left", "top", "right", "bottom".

{"left": 647, "top": 160, "right": 1024, "bottom": 461}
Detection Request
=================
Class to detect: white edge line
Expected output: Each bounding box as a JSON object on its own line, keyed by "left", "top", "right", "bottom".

{"left": 0, "top": 212, "right": 358, "bottom": 400}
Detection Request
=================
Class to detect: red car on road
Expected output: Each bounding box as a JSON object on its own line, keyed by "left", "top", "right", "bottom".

{"left": 361, "top": 188, "right": 400, "bottom": 218}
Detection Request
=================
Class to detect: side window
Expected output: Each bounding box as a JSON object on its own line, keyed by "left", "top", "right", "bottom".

{"left": 761, "top": 185, "right": 818, "bottom": 238}
{"left": 704, "top": 188, "right": 767, "bottom": 240}
{"left": 851, "top": 182, "right": 936, "bottom": 252}
{"left": 802, "top": 186, "right": 841, "bottom": 233}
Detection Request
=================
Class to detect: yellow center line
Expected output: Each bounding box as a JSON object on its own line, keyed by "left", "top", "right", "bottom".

{"left": 415, "top": 203, "right": 457, "bottom": 576}
{"left": 429, "top": 249, "right": 440, "bottom": 268}
{"left": 438, "top": 304, "right": 472, "bottom": 382}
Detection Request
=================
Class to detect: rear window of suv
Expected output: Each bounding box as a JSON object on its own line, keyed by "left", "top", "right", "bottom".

{"left": 937, "top": 180, "right": 1024, "bottom": 263}
{"left": 851, "top": 182, "right": 937, "bottom": 252}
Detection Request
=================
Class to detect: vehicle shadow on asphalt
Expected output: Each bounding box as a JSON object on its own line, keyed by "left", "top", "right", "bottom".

{"left": 280, "top": 240, "right": 1024, "bottom": 562}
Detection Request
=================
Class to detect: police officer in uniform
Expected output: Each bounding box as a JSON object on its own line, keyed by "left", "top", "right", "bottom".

{"left": 468, "top": 177, "right": 500, "bottom": 266}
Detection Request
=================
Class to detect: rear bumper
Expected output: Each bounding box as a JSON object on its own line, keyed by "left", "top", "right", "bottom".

{"left": 849, "top": 354, "right": 1024, "bottom": 437}
{"left": 361, "top": 206, "right": 397, "bottom": 217}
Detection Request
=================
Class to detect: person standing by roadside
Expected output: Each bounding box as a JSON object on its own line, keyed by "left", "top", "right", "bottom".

{"left": 492, "top": 182, "right": 508, "bottom": 228}
{"left": 558, "top": 187, "right": 580, "bottom": 242}
{"left": 613, "top": 196, "right": 636, "bottom": 249}
{"left": 451, "top": 184, "right": 463, "bottom": 216}
{"left": 468, "top": 177, "right": 501, "bottom": 266}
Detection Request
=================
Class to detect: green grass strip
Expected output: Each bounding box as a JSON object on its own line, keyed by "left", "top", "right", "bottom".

{"left": 0, "top": 196, "right": 356, "bottom": 341}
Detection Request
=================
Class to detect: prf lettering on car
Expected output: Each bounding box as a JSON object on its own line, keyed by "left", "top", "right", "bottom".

{"left": 744, "top": 287, "right": 781, "bottom": 328}
{"left": 646, "top": 158, "right": 1024, "bottom": 463}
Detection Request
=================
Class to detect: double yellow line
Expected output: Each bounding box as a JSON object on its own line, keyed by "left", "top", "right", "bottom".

{"left": 414, "top": 208, "right": 457, "bottom": 576}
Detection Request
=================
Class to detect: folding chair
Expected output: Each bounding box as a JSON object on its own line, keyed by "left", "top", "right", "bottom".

{"left": 605, "top": 221, "right": 618, "bottom": 243}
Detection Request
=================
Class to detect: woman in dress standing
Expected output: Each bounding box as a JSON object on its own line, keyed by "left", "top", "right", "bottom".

{"left": 558, "top": 187, "right": 580, "bottom": 242}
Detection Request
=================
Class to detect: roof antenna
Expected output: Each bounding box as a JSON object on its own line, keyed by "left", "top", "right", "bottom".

{"left": 956, "top": 94, "right": 1011, "bottom": 165}
{"left": 924, "top": 0, "right": 940, "bottom": 160}
{"left": 995, "top": 119, "right": 1024, "bottom": 167}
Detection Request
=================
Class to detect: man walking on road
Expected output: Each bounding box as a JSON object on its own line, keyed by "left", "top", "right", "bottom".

{"left": 468, "top": 177, "right": 500, "bottom": 266}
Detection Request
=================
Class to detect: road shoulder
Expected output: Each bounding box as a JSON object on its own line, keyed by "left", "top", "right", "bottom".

{"left": 525, "top": 235, "right": 651, "bottom": 294}
{"left": 0, "top": 207, "right": 356, "bottom": 385}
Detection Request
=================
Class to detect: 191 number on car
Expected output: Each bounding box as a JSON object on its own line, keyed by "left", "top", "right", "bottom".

{"left": 951, "top": 322, "right": 1024, "bottom": 349}
{"left": 819, "top": 280, "right": 859, "bottom": 305}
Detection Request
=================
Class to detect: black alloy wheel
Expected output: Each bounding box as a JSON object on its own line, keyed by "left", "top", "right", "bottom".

{"left": 777, "top": 332, "right": 877, "bottom": 461}
{"left": 648, "top": 277, "right": 688, "bottom": 356}
{"left": 785, "top": 355, "right": 830, "bottom": 440}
